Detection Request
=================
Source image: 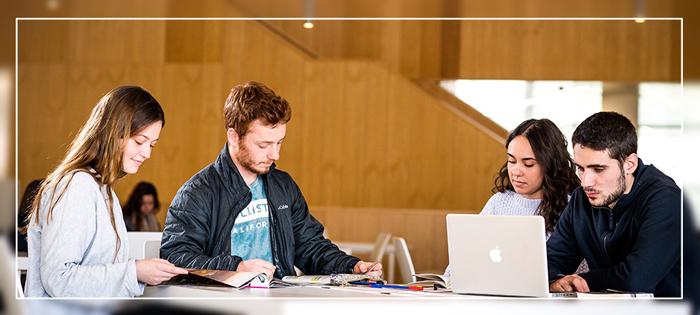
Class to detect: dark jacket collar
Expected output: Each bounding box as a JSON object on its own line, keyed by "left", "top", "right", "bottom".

{"left": 610, "top": 157, "right": 647, "bottom": 210}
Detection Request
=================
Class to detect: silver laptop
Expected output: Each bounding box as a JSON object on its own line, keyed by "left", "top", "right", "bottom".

{"left": 446, "top": 214, "right": 549, "bottom": 297}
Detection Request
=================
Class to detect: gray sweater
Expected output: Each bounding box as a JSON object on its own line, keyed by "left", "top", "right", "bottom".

{"left": 479, "top": 190, "right": 543, "bottom": 218}
{"left": 25, "top": 171, "right": 144, "bottom": 297}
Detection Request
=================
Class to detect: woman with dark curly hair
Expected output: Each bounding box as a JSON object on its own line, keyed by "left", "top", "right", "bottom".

{"left": 484, "top": 118, "right": 580, "bottom": 234}
{"left": 123, "top": 181, "right": 162, "bottom": 232}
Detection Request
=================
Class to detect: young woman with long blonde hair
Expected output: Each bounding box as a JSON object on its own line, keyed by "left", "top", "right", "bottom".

{"left": 24, "top": 86, "right": 187, "bottom": 297}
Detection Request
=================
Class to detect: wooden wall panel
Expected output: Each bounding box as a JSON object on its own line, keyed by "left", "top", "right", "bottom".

{"left": 457, "top": 20, "right": 680, "bottom": 81}
{"left": 165, "top": 21, "right": 224, "bottom": 63}
{"left": 453, "top": 0, "right": 674, "bottom": 18}
{"left": 228, "top": 0, "right": 683, "bottom": 81}
{"left": 289, "top": 60, "right": 503, "bottom": 210}
{"left": 244, "top": 19, "right": 681, "bottom": 81}
{"left": 17, "top": 20, "right": 506, "bottom": 250}
{"left": 679, "top": 0, "right": 700, "bottom": 79}
{"left": 3, "top": 0, "right": 695, "bottom": 73}
{"left": 18, "top": 64, "right": 146, "bottom": 184}
{"left": 263, "top": 19, "right": 444, "bottom": 79}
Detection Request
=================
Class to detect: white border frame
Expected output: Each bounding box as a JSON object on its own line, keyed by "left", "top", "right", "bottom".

{"left": 14, "top": 17, "right": 685, "bottom": 302}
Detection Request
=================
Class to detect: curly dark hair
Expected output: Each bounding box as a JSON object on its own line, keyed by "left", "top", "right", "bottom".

{"left": 122, "top": 181, "right": 160, "bottom": 231}
{"left": 493, "top": 119, "right": 580, "bottom": 233}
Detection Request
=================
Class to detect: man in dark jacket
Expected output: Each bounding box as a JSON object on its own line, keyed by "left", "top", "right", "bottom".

{"left": 547, "top": 112, "right": 680, "bottom": 297}
{"left": 160, "top": 81, "right": 381, "bottom": 279}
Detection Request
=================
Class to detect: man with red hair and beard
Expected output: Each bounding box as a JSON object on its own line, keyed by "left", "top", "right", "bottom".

{"left": 161, "top": 81, "right": 381, "bottom": 280}
{"left": 546, "top": 111, "right": 680, "bottom": 297}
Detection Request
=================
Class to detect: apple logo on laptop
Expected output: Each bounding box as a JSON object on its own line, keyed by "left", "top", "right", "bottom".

{"left": 489, "top": 246, "right": 503, "bottom": 263}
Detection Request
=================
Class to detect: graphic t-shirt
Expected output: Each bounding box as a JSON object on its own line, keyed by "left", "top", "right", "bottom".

{"left": 231, "top": 177, "right": 272, "bottom": 263}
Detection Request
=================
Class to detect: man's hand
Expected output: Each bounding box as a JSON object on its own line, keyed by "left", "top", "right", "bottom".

{"left": 549, "top": 274, "right": 590, "bottom": 292}
{"left": 236, "top": 259, "right": 276, "bottom": 278}
{"left": 353, "top": 261, "right": 383, "bottom": 277}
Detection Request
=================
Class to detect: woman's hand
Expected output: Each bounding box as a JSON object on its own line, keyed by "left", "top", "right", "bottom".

{"left": 135, "top": 258, "right": 189, "bottom": 286}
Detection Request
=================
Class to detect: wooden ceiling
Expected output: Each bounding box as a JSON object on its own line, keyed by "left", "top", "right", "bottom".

{"left": 2, "top": 0, "right": 696, "bottom": 79}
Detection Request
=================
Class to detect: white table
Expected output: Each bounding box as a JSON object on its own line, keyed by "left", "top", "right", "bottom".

{"left": 141, "top": 284, "right": 689, "bottom": 315}
{"left": 144, "top": 284, "right": 450, "bottom": 298}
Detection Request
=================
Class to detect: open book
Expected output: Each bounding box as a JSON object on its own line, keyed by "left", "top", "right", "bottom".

{"left": 163, "top": 269, "right": 294, "bottom": 288}
{"left": 409, "top": 273, "right": 449, "bottom": 289}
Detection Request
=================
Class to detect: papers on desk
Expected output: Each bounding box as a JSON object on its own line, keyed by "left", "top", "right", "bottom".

{"left": 282, "top": 274, "right": 384, "bottom": 286}
{"left": 410, "top": 273, "right": 449, "bottom": 289}
{"left": 162, "top": 269, "right": 294, "bottom": 288}
{"left": 162, "top": 270, "right": 384, "bottom": 289}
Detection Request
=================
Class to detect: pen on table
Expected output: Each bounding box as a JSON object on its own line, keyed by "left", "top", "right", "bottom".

{"left": 363, "top": 262, "right": 379, "bottom": 274}
{"left": 350, "top": 280, "right": 383, "bottom": 285}
{"left": 369, "top": 283, "right": 423, "bottom": 291}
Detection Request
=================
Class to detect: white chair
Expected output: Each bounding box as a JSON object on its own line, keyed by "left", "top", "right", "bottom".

{"left": 16, "top": 267, "right": 24, "bottom": 298}
{"left": 392, "top": 236, "right": 416, "bottom": 284}
{"left": 369, "top": 232, "right": 392, "bottom": 263}
{"left": 126, "top": 232, "right": 162, "bottom": 260}
{"left": 16, "top": 255, "right": 27, "bottom": 297}
{"left": 144, "top": 239, "right": 162, "bottom": 259}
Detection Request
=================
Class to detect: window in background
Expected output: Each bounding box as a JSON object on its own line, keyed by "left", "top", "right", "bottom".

{"left": 637, "top": 82, "right": 682, "bottom": 188}
{"left": 441, "top": 79, "right": 692, "bottom": 227}
{"left": 681, "top": 82, "right": 700, "bottom": 228}
{"left": 440, "top": 80, "right": 602, "bottom": 148}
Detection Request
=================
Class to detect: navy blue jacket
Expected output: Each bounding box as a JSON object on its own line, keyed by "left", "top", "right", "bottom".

{"left": 547, "top": 159, "right": 681, "bottom": 297}
{"left": 160, "top": 145, "right": 359, "bottom": 278}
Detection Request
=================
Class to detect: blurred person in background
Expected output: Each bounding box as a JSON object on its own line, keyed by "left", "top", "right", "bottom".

{"left": 122, "top": 181, "right": 161, "bottom": 232}
{"left": 23, "top": 86, "right": 187, "bottom": 297}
